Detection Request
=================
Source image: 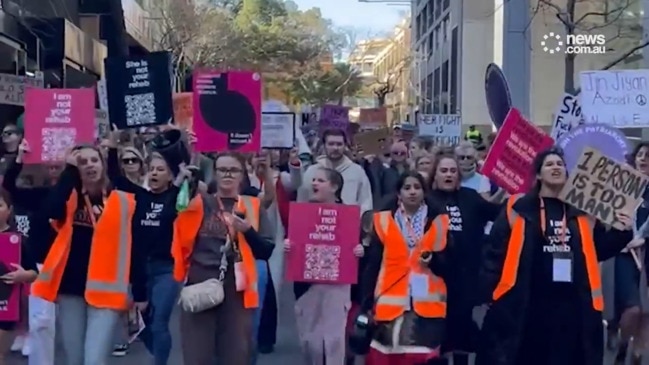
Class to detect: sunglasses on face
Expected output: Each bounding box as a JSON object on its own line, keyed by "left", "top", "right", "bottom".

{"left": 216, "top": 167, "right": 242, "bottom": 175}
{"left": 2, "top": 130, "right": 17, "bottom": 137}
{"left": 457, "top": 155, "right": 474, "bottom": 160}
{"left": 122, "top": 158, "right": 140, "bottom": 165}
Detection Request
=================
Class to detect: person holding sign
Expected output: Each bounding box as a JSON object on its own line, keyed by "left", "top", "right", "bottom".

{"left": 476, "top": 149, "right": 634, "bottom": 365}
{"left": 285, "top": 167, "right": 365, "bottom": 365}
{"left": 358, "top": 171, "right": 451, "bottom": 364}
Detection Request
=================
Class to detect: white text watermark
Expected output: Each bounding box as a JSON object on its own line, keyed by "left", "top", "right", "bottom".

{"left": 541, "top": 33, "right": 606, "bottom": 55}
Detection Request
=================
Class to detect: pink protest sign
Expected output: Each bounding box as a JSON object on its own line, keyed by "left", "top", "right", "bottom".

{"left": 192, "top": 70, "right": 261, "bottom": 153}
{"left": 23, "top": 88, "right": 95, "bottom": 164}
{"left": 0, "top": 233, "right": 21, "bottom": 321}
{"left": 319, "top": 104, "right": 350, "bottom": 133}
{"left": 286, "top": 203, "right": 361, "bottom": 284}
{"left": 482, "top": 108, "right": 554, "bottom": 194}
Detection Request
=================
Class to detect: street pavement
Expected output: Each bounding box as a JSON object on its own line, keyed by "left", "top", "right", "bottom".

{"left": 2, "top": 284, "right": 645, "bottom": 364}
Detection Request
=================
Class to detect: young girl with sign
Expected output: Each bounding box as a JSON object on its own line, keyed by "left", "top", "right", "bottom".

{"left": 285, "top": 167, "right": 365, "bottom": 365}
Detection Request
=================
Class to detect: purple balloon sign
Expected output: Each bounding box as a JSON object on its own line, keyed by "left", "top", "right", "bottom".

{"left": 557, "top": 124, "right": 629, "bottom": 172}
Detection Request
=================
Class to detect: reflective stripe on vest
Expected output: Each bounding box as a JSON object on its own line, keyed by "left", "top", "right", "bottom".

{"left": 85, "top": 190, "right": 130, "bottom": 295}
{"left": 373, "top": 211, "right": 448, "bottom": 320}
{"left": 495, "top": 196, "right": 603, "bottom": 311}
{"left": 236, "top": 196, "right": 259, "bottom": 307}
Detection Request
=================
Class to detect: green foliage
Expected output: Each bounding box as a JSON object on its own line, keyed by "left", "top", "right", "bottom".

{"left": 154, "top": 0, "right": 363, "bottom": 102}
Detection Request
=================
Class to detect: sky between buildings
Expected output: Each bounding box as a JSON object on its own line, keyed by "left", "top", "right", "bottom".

{"left": 292, "top": 0, "right": 404, "bottom": 34}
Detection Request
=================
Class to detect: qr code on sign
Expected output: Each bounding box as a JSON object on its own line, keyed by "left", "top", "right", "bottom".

{"left": 303, "top": 244, "right": 340, "bottom": 281}
{"left": 125, "top": 93, "right": 156, "bottom": 127}
{"left": 42, "top": 127, "right": 76, "bottom": 162}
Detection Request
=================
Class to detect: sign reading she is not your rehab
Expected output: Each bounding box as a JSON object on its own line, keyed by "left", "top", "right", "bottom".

{"left": 559, "top": 147, "right": 649, "bottom": 229}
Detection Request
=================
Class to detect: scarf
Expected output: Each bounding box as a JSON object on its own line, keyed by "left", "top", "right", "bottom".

{"left": 394, "top": 204, "right": 427, "bottom": 248}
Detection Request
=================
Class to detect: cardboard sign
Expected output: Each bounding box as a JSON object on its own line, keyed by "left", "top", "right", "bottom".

{"left": 173, "top": 92, "right": 193, "bottom": 131}
{"left": 355, "top": 128, "right": 390, "bottom": 156}
{"left": 286, "top": 203, "right": 361, "bottom": 284}
{"left": 261, "top": 112, "right": 295, "bottom": 149}
{"left": 556, "top": 124, "right": 628, "bottom": 173}
{"left": 23, "top": 88, "right": 95, "bottom": 164}
{"left": 418, "top": 114, "right": 462, "bottom": 146}
{"left": 482, "top": 108, "right": 554, "bottom": 194}
{"left": 0, "top": 73, "right": 44, "bottom": 106}
{"left": 104, "top": 51, "right": 174, "bottom": 129}
{"left": 95, "top": 109, "right": 109, "bottom": 140}
{"left": 559, "top": 147, "right": 649, "bottom": 229}
{"left": 359, "top": 107, "right": 387, "bottom": 127}
{"left": 551, "top": 93, "right": 583, "bottom": 140}
{"left": 192, "top": 70, "right": 261, "bottom": 153}
{"left": 0, "top": 233, "right": 21, "bottom": 321}
{"left": 320, "top": 104, "right": 350, "bottom": 133}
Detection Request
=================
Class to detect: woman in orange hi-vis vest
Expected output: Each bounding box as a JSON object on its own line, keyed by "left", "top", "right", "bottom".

{"left": 29, "top": 144, "right": 149, "bottom": 365}
{"left": 176, "top": 152, "right": 275, "bottom": 365}
{"left": 360, "top": 171, "right": 452, "bottom": 365}
{"left": 476, "top": 148, "right": 635, "bottom": 365}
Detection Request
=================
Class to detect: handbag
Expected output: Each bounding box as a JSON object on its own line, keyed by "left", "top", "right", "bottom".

{"left": 178, "top": 251, "right": 228, "bottom": 313}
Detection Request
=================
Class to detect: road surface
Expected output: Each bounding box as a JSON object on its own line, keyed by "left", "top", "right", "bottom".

{"left": 3, "top": 284, "right": 644, "bottom": 364}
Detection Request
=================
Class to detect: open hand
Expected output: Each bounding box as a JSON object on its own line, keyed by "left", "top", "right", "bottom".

{"left": 353, "top": 244, "right": 365, "bottom": 257}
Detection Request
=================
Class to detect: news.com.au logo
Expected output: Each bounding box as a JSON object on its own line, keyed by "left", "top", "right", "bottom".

{"left": 541, "top": 32, "right": 606, "bottom": 55}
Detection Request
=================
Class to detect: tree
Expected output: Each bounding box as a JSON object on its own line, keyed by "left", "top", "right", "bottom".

{"left": 153, "top": 0, "right": 345, "bottom": 95}
{"left": 534, "top": 0, "right": 646, "bottom": 93}
{"left": 287, "top": 62, "right": 364, "bottom": 105}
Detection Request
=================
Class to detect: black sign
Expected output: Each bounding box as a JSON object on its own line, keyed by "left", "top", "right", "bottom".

{"left": 104, "top": 51, "right": 173, "bottom": 130}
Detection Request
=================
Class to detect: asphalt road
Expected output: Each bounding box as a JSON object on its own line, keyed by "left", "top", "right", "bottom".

{"left": 2, "top": 284, "right": 644, "bottom": 364}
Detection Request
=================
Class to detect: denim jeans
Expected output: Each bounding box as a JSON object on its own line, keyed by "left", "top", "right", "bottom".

{"left": 140, "top": 260, "right": 180, "bottom": 365}
{"left": 251, "top": 260, "right": 268, "bottom": 364}
{"left": 54, "top": 295, "right": 120, "bottom": 365}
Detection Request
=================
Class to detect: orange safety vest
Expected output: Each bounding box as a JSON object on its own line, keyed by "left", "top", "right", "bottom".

{"left": 493, "top": 195, "right": 604, "bottom": 311}
{"left": 372, "top": 210, "right": 449, "bottom": 322}
{"left": 172, "top": 194, "right": 260, "bottom": 309}
{"left": 31, "top": 190, "right": 136, "bottom": 310}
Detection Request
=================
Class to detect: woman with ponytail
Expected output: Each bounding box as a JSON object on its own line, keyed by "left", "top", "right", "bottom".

{"left": 284, "top": 167, "right": 365, "bottom": 364}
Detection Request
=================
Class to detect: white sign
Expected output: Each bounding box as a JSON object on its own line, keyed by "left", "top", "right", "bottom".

{"left": 551, "top": 93, "right": 584, "bottom": 140}
{"left": 97, "top": 78, "right": 108, "bottom": 111}
{"left": 418, "top": 114, "right": 462, "bottom": 145}
{"left": 0, "top": 73, "right": 44, "bottom": 106}
{"left": 261, "top": 112, "right": 295, "bottom": 149}
{"left": 95, "top": 109, "right": 109, "bottom": 139}
{"left": 580, "top": 70, "right": 649, "bottom": 128}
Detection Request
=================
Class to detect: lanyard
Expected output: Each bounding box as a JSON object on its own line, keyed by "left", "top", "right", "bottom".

{"left": 215, "top": 195, "right": 238, "bottom": 241}
{"left": 83, "top": 190, "right": 106, "bottom": 228}
{"left": 539, "top": 198, "right": 567, "bottom": 246}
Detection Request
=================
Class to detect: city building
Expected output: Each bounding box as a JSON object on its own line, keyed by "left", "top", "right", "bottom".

{"left": 348, "top": 38, "right": 391, "bottom": 81}
{"left": 411, "top": 0, "right": 642, "bottom": 134}
{"left": 372, "top": 18, "right": 413, "bottom": 124}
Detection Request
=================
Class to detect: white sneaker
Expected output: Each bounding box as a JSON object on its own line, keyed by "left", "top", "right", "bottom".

{"left": 21, "top": 336, "right": 31, "bottom": 356}
{"left": 10, "top": 335, "right": 24, "bottom": 352}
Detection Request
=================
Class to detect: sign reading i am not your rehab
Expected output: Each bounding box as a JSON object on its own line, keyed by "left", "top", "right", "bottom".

{"left": 559, "top": 146, "right": 649, "bottom": 229}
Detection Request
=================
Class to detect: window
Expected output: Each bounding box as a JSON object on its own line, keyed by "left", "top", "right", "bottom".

{"left": 422, "top": 5, "right": 428, "bottom": 32}
{"left": 435, "top": 0, "right": 442, "bottom": 19}
{"left": 443, "top": 16, "right": 449, "bottom": 41}
{"left": 442, "top": 61, "right": 449, "bottom": 93}
{"left": 450, "top": 27, "right": 458, "bottom": 113}
{"left": 428, "top": 0, "right": 435, "bottom": 27}
{"left": 428, "top": 32, "right": 434, "bottom": 56}
{"left": 416, "top": 14, "right": 422, "bottom": 40}
{"left": 433, "top": 67, "right": 440, "bottom": 113}
{"left": 434, "top": 26, "right": 440, "bottom": 50}
{"left": 425, "top": 74, "right": 433, "bottom": 114}
{"left": 443, "top": 0, "right": 449, "bottom": 11}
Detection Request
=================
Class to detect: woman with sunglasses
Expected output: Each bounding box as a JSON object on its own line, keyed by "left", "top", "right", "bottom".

{"left": 104, "top": 127, "right": 194, "bottom": 365}
{"left": 476, "top": 148, "right": 634, "bottom": 365}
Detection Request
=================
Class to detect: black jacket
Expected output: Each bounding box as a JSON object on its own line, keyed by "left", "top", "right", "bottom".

{"left": 476, "top": 193, "right": 631, "bottom": 365}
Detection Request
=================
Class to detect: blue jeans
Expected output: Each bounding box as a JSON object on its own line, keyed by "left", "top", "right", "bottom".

{"left": 251, "top": 260, "right": 268, "bottom": 364}
{"left": 140, "top": 261, "right": 180, "bottom": 365}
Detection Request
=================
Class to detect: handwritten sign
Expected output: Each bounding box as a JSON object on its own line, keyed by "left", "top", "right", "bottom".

{"left": 23, "top": 88, "right": 95, "bottom": 164}
{"left": 0, "top": 73, "right": 44, "bottom": 106}
{"left": 0, "top": 233, "right": 21, "bottom": 321}
{"left": 354, "top": 128, "right": 390, "bottom": 156}
{"left": 580, "top": 70, "right": 649, "bottom": 128}
{"left": 482, "top": 108, "right": 554, "bottom": 194}
{"left": 556, "top": 124, "right": 628, "bottom": 173}
{"left": 551, "top": 93, "right": 584, "bottom": 140}
{"left": 319, "top": 104, "right": 350, "bottom": 132}
{"left": 559, "top": 147, "right": 649, "bottom": 229}
{"left": 419, "top": 114, "right": 462, "bottom": 145}
{"left": 261, "top": 112, "right": 295, "bottom": 149}
{"left": 286, "top": 203, "right": 360, "bottom": 284}
{"left": 359, "top": 107, "right": 387, "bottom": 128}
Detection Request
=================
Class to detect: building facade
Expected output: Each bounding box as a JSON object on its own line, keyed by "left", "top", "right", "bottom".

{"left": 411, "top": 0, "right": 642, "bottom": 133}
{"left": 372, "top": 18, "right": 413, "bottom": 124}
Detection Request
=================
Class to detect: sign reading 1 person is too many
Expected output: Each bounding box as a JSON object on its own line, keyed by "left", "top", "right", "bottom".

{"left": 559, "top": 147, "right": 649, "bottom": 229}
